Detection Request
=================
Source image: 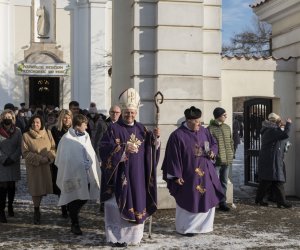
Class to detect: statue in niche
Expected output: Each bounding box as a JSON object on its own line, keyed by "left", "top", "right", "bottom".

{"left": 36, "top": 5, "right": 50, "bottom": 37}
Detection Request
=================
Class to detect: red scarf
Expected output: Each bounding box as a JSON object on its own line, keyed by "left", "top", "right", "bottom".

{"left": 0, "top": 125, "right": 16, "bottom": 139}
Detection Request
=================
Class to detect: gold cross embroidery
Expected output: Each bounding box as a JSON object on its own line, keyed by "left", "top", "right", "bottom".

{"left": 128, "top": 133, "right": 142, "bottom": 148}
{"left": 195, "top": 167, "right": 205, "bottom": 177}
{"left": 196, "top": 183, "right": 206, "bottom": 195}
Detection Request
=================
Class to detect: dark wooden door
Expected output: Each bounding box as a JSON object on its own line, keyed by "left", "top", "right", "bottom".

{"left": 29, "top": 77, "right": 59, "bottom": 107}
{"left": 244, "top": 98, "right": 272, "bottom": 186}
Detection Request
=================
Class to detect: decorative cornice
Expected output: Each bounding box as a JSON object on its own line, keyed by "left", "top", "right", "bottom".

{"left": 253, "top": 0, "right": 300, "bottom": 24}
{"left": 222, "top": 55, "right": 295, "bottom": 61}
{"left": 250, "top": 0, "right": 271, "bottom": 8}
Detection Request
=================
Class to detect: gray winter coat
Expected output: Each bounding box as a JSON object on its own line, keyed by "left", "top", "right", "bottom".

{"left": 0, "top": 126, "right": 22, "bottom": 182}
{"left": 258, "top": 120, "right": 291, "bottom": 182}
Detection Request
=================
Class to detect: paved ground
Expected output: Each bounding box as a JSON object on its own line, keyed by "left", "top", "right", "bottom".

{"left": 0, "top": 143, "right": 299, "bottom": 249}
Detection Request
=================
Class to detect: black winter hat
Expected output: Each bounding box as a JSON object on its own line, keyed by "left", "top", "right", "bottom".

{"left": 184, "top": 106, "right": 202, "bottom": 119}
{"left": 213, "top": 107, "right": 226, "bottom": 119}
{"left": 4, "top": 103, "right": 15, "bottom": 111}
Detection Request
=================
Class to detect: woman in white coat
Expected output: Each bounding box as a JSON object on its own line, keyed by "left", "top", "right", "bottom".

{"left": 55, "top": 114, "right": 101, "bottom": 235}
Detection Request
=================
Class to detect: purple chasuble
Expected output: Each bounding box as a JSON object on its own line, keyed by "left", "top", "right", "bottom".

{"left": 100, "top": 119, "right": 159, "bottom": 224}
{"left": 162, "top": 124, "right": 224, "bottom": 213}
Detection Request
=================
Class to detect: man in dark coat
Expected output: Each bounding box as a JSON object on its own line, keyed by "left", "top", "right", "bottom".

{"left": 255, "top": 112, "right": 292, "bottom": 208}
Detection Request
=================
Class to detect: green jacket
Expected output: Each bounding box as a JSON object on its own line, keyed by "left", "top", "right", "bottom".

{"left": 208, "top": 120, "right": 234, "bottom": 166}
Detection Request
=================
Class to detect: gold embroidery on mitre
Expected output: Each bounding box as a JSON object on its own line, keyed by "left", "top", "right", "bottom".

{"left": 194, "top": 144, "right": 203, "bottom": 157}
{"left": 127, "top": 133, "right": 142, "bottom": 148}
{"left": 195, "top": 167, "right": 205, "bottom": 177}
{"left": 196, "top": 184, "right": 206, "bottom": 195}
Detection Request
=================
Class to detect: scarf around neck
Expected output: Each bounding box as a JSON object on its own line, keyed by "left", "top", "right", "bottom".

{"left": 0, "top": 124, "right": 16, "bottom": 139}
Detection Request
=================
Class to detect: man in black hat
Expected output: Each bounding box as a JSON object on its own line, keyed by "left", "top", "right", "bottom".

{"left": 208, "top": 107, "right": 234, "bottom": 212}
{"left": 162, "top": 106, "right": 224, "bottom": 235}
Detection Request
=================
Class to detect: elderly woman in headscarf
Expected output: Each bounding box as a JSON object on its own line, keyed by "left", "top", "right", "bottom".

{"left": 22, "top": 114, "right": 56, "bottom": 224}
{"left": 255, "top": 112, "right": 292, "bottom": 208}
{"left": 0, "top": 109, "right": 22, "bottom": 223}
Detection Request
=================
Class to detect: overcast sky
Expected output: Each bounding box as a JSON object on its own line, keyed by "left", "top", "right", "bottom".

{"left": 222, "top": 0, "right": 256, "bottom": 45}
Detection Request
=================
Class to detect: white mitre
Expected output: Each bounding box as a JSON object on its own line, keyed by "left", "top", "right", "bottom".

{"left": 119, "top": 88, "right": 142, "bottom": 110}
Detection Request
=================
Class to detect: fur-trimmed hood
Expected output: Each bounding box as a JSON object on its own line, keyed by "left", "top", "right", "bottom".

{"left": 261, "top": 120, "right": 279, "bottom": 134}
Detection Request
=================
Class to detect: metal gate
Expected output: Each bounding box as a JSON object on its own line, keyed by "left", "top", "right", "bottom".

{"left": 244, "top": 98, "right": 272, "bottom": 186}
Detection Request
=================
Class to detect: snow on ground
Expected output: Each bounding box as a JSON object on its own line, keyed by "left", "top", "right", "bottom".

{"left": 0, "top": 144, "right": 299, "bottom": 249}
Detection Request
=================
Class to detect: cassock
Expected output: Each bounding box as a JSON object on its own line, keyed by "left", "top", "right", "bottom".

{"left": 100, "top": 119, "right": 159, "bottom": 244}
{"left": 162, "top": 123, "right": 224, "bottom": 234}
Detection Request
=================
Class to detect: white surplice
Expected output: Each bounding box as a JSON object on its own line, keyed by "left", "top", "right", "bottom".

{"left": 175, "top": 204, "right": 215, "bottom": 234}
{"left": 104, "top": 196, "right": 145, "bottom": 244}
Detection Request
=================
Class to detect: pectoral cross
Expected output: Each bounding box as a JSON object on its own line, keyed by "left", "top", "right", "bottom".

{"left": 194, "top": 144, "right": 203, "bottom": 157}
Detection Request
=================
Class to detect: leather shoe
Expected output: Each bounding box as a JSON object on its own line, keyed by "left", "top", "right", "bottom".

{"left": 219, "top": 204, "right": 230, "bottom": 212}
{"left": 112, "top": 242, "right": 127, "bottom": 247}
{"left": 180, "top": 233, "right": 195, "bottom": 237}
{"left": 255, "top": 200, "right": 269, "bottom": 207}
{"left": 277, "top": 202, "right": 292, "bottom": 209}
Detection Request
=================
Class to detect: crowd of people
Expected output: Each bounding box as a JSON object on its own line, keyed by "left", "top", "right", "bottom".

{"left": 0, "top": 88, "right": 293, "bottom": 247}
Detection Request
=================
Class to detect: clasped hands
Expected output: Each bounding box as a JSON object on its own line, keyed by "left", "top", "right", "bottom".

{"left": 40, "top": 156, "right": 50, "bottom": 164}
{"left": 126, "top": 142, "right": 139, "bottom": 154}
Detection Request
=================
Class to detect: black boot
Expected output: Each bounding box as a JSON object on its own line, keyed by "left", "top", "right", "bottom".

{"left": 61, "top": 205, "right": 68, "bottom": 218}
{"left": 0, "top": 210, "right": 7, "bottom": 223}
{"left": 0, "top": 188, "right": 7, "bottom": 223}
{"left": 71, "top": 223, "right": 82, "bottom": 235}
{"left": 34, "top": 207, "right": 41, "bottom": 225}
{"left": 7, "top": 183, "right": 15, "bottom": 217}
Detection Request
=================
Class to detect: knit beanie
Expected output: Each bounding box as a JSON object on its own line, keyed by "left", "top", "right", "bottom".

{"left": 213, "top": 107, "right": 226, "bottom": 119}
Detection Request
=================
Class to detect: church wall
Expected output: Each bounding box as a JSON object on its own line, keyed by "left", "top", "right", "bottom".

{"left": 56, "top": 8, "right": 71, "bottom": 108}
{"left": 222, "top": 57, "right": 297, "bottom": 195}
{"left": 111, "top": 0, "right": 133, "bottom": 105}
{"left": 13, "top": 5, "right": 31, "bottom": 105}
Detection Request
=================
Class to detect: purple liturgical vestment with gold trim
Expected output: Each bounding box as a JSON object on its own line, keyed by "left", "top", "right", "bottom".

{"left": 100, "top": 119, "right": 159, "bottom": 224}
{"left": 162, "top": 124, "right": 224, "bottom": 213}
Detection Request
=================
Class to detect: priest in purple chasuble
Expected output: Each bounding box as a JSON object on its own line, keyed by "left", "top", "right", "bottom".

{"left": 100, "top": 88, "right": 160, "bottom": 247}
{"left": 162, "top": 106, "right": 224, "bottom": 236}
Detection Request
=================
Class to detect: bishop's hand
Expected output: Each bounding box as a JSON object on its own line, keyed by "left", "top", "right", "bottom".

{"left": 153, "top": 127, "right": 160, "bottom": 138}
{"left": 126, "top": 142, "right": 138, "bottom": 154}
{"left": 175, "top": 178, "right": 184, "bottom": 186}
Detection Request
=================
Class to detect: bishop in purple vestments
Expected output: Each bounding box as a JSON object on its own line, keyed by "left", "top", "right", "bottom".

{"left": 99, "top": 88, "right": 160, "bottom": 246}
{"left": 162, "top": 106, "right": 224, "bottom": 235}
